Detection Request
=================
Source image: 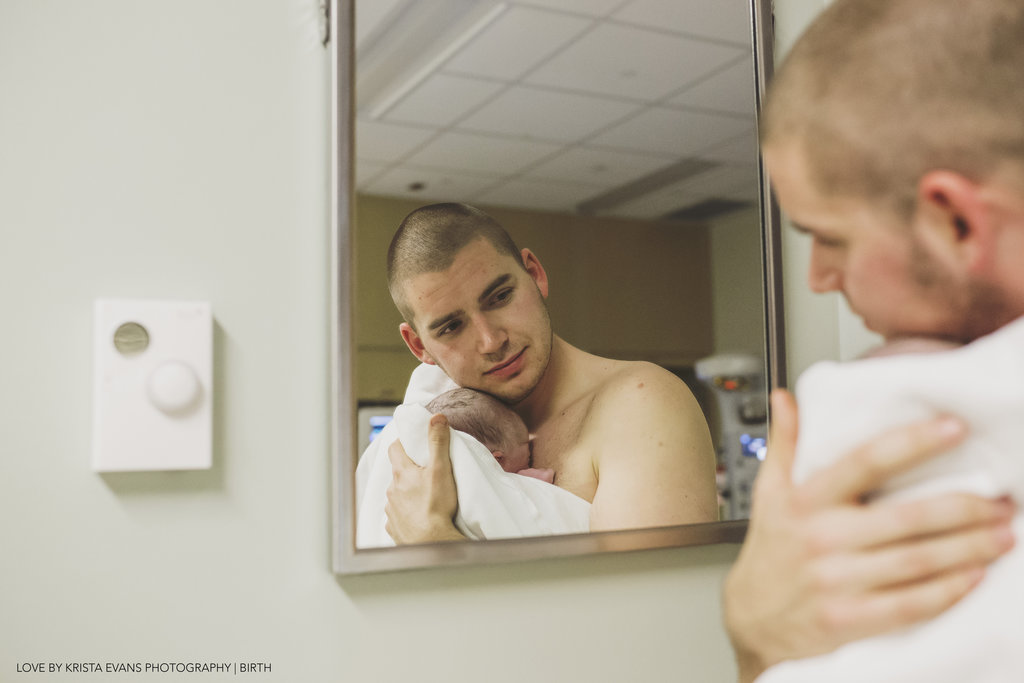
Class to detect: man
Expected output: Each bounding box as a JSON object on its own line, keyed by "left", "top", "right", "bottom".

{"left": 724, "top": 0, "right": 1022, "bottom": 680}
{"left": 382, "top": 203, "right": 718, "bottom": 542}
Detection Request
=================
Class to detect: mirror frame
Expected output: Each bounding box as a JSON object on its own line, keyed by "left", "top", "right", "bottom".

{"left": 331, "top": 0, "right": 785, "bottom": 575}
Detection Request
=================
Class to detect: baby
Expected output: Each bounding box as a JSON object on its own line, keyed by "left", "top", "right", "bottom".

{"left": 425, "top": 387, "right": 555, "bottom": 484}
{"left": 757, "top": 318, "right": 1024, "bottom": 683}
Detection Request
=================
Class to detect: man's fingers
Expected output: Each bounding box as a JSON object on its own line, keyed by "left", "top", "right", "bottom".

{"left": 810, "top": 519, "right": 1013, "bottom": 595}
{"left": 427, "top": 413, "right": 451, "bottom": 468}
{"left": 835, "top": 493, "right": 1016, "bottom": 551}
{"left": 821, "top": 564, "right": 986, "bottom": 642}
{"left": 386, "top": 438, "right": 417, "bottom": 471}
{"left": 765, "top": 389, "right": 799, "bottom": 475}
{"left": 798, "top": 415, "right": 967, "bottom": 507}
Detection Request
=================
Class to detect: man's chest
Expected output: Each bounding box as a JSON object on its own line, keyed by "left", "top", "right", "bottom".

{"left": 528, "top": 401, "right": 598, "bottom": 502}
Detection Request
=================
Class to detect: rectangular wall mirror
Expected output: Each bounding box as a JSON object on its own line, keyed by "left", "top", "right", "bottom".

{"left": 332, "top": 0, "right": 784, "bottom": 574}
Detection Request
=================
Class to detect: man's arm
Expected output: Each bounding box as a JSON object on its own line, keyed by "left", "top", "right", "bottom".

{"left": 586, "top": 364, "right": 719, "bottom": 531}
{"left": 384, "top": 413, "right": 466, "bottom": 544}
{"left": 725, "top": 390, "right": 1016, "bottom": 683}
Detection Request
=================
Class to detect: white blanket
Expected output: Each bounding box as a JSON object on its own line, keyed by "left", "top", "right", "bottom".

{"left": 757, "top": 316, "right": 1024, "bottom": 683}
{"left": 355, "top": 364, "right": 591, "bottom": 548}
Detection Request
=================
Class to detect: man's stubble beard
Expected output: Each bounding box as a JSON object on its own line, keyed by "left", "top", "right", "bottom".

{"left": 909, "top": 238, "right": 1015, "bottom": 342}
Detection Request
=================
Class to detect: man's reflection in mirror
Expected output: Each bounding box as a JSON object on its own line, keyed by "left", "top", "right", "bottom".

{"left": 364, "top": 202, "right": 719, "bottom": 544}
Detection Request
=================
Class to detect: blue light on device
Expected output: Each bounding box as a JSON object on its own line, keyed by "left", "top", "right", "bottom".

{"left": 740, "top": 433, "right": 767, "bottom": 461}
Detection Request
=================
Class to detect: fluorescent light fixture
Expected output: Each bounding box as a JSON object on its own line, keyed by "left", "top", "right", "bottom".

{"left": 356, "top": 0, "right": 508, "bottom": 121}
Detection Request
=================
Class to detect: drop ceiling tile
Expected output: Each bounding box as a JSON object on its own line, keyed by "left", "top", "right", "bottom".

{"left": 694, "top": 130, "right": 759, "bottom": 166}
{"left": 511, "top": 0, "right": 626, "bottom": 17}
{"left": 405, "top": 130, "right": 562, "bottom": 175}
{"left": 590, "top": 106, "right": 752, "bottom": 156}
{"left": 669, "top": 58, "right": 756, "bottom": 115}
{"left": 356, "top": 120, "right": 439, "bottom": 163}
{"left": 443, "top": 5, "right": 591, "bottom": 81}
{"left": 458, "top": 86, "right": 638, "bottom": 143}
{"left": 355, "top": 159, "right": 390, "bottom": 189}
{"left": 612, "top": 0, "right": 753, "bottom": 45}
{"left": 474, "top": 178, "right": 605, "bottom": 213}
{"left": 355, "top": 0, "right": 407, "bottom": 49}
{"left": 364, "top": 165, "right": 501, "bottom": 204}
{"left": 384, "top": 74, "right": 506, "bottom": 127}
{"left": 524, "top": 23, "right": 742, "bottom": 101}
{"left": 523, "top": 146, "right": 676, "bottom": 186}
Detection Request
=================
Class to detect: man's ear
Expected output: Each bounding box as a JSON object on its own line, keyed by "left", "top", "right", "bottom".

{"left": 399, "top": 322, "right": 435, "bottom": 365}
{"left": 915, "top": 170, "right": 995, "bottom": 273}
{"left": 520, "top": 248, "right": 549, "bottom": 298}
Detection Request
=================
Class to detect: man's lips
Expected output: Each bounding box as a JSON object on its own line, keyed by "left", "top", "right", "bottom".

{"left": 485, "top": 348, "right": 526, "bottom": 377}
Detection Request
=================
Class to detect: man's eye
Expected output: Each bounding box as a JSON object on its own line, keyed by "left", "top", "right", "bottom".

{"left": 814, "top": 235, "right": 844, "bottom": 249}
{"left": 437, "top": 321, "right": 461, "bottom": 337}
{"left": 491, "top": 288, "right": 513, "bottom": 305}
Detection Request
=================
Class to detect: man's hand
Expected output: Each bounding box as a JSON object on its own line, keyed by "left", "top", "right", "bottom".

{"left": 725, "top": 390, "right": 1016, "bottom": 683}
{"left": 384, "top": 413, "right": 465, "bottom": 544}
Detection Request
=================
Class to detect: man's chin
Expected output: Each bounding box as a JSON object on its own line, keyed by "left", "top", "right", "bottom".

{"left": 482, "top": 379, "right": 534, "bottom": 406}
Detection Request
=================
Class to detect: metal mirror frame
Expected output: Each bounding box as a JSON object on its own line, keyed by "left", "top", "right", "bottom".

{"left": 331, "top": 0, "right": 785, "bottom": 575}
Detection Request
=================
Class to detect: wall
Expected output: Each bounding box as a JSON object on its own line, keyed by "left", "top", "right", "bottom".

{"left": 0, "top": 2, "right": 742, "bottom": 682}
{"left": 709, "top": 206, "right": 767, "bottom": 362}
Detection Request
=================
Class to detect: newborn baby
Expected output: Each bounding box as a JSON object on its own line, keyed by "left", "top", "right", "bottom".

{"left": 757, "top": 318, "right": 1024, "bottom": 683}
{"left": 426, "top": 387, "right": 555, "bottom": 484}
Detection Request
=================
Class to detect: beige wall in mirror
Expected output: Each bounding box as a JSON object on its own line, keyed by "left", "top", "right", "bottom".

{"left": 336, "top": 0, "right": 781, "bottom": 572}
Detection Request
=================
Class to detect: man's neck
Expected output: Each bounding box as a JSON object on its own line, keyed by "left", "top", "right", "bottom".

{"left": 513, "top": 335, "right": 578, "bottom": 430}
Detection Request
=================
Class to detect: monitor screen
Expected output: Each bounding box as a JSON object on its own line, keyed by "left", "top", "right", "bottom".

{"left": 357, "top": 404, "right": 399, "bottom": 458}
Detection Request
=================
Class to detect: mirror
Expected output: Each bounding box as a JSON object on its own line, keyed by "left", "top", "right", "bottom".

{"left": 332, "top": 0, "right": 785, "bottom": 573}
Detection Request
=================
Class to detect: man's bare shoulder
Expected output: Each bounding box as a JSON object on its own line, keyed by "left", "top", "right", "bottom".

{"left": 581, "top": 360, "right": 718, "bottom": 528}
{"left": 589, "top": 360, "right": 700, "bottom": 415}
{"left": 579, "top": 360, "right": 709, "bottom": 454}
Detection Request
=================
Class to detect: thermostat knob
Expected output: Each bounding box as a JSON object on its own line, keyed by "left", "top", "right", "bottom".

{"left": 146, "top": 361, "right": 202, "bottom": 415}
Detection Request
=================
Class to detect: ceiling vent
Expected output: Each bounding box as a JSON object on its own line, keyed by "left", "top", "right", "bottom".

{"left": 575, "top": 157, "right": 719, "bottom": 216}
{"left": 662, "top": 198, "right": 753, "bottom": 222}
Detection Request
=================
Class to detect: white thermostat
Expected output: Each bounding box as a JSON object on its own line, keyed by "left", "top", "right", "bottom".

{"left": 92, "top": 299, "right": 213, "bottom": 471}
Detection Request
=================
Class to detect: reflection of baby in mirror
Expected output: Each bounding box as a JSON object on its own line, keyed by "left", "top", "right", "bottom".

{"left": 759, "top": 319, "right": 1024, "bottom": 683}
{"left": 426, "top": 388, "right": 555, "bottom": 484}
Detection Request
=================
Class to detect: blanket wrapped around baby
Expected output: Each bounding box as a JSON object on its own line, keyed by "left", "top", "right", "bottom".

{"left": 355, "top": 364, "right": 591, "bottom": 548}
{"left": 756, "top": 315, "right": 1024, "bottom": 683}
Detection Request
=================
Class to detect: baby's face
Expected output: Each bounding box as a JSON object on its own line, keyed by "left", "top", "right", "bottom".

{"left": 496, "top": 418, "right": 532, "bottom": 473}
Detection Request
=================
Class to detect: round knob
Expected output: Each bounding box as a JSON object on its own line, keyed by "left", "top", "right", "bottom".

{"left": 146, "top": 361, "right": 202, "bottom": 415}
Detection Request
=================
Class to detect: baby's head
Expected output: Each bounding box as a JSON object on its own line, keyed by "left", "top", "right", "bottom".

{"left": 425, "top": 387, "right": 531, "bottom": 473}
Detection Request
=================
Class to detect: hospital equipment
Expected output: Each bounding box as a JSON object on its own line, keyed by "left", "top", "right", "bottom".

{"left": 696, "top": 354, "right": 766, "bottom": 520}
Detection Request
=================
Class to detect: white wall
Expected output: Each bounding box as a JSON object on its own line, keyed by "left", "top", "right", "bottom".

{"left": 0, "top": 2, "right": 743, "bottom": 681}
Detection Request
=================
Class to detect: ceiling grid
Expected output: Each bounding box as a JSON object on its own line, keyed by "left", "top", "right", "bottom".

{"left": 355, "top": 0, "right": 759, "bottom": 220}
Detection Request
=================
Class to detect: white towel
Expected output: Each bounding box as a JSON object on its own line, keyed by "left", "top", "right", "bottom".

{"left": 355, "top": 365, "right": 591, "bottom": 548}
{"left": 757, "top": 316, "right": 1024, "bottom": 683}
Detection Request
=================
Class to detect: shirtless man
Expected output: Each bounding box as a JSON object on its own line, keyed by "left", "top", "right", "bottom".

{"left": 724, "top": 1, "right": 1022, "bottom": 680}
{"left": 383, "top": 202, "right": 717, "bottom": 542}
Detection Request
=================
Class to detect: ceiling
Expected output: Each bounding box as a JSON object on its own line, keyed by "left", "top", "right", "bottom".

{"left": 353, "top": 0, "right": 760, "bottom": 221}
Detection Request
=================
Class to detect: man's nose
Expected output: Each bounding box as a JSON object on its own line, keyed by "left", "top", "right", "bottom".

{"left": 475, "top": 317, "right": 508, "bottom": 354}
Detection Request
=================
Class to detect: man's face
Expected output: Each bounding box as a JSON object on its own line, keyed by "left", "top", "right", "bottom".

{"left": 763, "top": 141, "right": 970, "bottom": 341}
{"left": 398, "top": 238, "right": 553, "bottom": 404}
